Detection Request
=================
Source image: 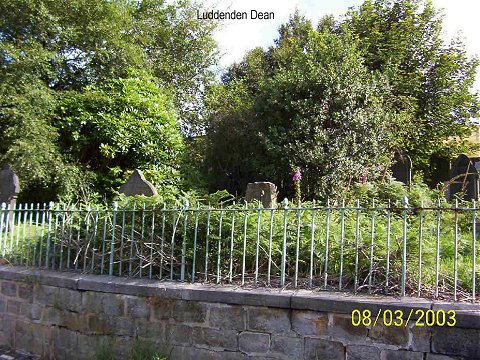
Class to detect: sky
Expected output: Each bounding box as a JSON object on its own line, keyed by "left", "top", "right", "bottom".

{"left": 205, "top": 0, "right": 480, "bottom": 91}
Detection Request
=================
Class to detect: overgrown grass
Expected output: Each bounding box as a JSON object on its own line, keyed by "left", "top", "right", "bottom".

{"left": 1, "top": 181, "right": 479, "bottom": 301}
{"left": 95, "top": 339, "right": 165, "bottom": 360}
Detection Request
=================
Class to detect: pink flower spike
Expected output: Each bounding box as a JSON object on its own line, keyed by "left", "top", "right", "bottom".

{"left": 293, "top": 169, "right": 302, "bottom": 182}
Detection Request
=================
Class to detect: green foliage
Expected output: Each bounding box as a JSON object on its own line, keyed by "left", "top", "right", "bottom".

{"left": 205, "top": 1, "right": 479, "bottom": 199}
{"left": 350, "top": 177, "right": 441, "bottom": 208}
{"left": 0, "top": 0, "right": 218, "bottom": 202}
{"left": 7, "top": 191, "right": 478, "bottom": 299}
{"left": 55, "top": 74, "right": 185, "bottom": 197}
{"left": 129, "top": 339, "right": 165, "bottom": 360}
{"left": 205, "top": 13, "right": 394, "bottom": 200}
{"left": 344, "top": 0, "right": 480, "bottom": 180}
{"left": 95, "top": 339, "right": 165, "bottom": 360}
{"left": 0, "top": 69, "right": 91, "bottom": 202}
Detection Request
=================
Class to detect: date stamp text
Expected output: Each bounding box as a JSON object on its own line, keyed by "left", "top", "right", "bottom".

{"left": 351, "top": 309, "right": 456, "bottom": 327}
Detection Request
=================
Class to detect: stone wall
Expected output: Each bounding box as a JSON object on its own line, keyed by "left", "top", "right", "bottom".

{"left": 0, "top": 266, "right": 479, "bottom": 360}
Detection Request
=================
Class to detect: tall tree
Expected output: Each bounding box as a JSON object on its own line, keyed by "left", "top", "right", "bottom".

{"left": 205, "top": 14, "right": 394, "bottom": 199}
{"left": 344, "top": 0, "right": 479, "bottom": 182}
{"left": 0, "top": 0, "right": 218, "bottom": 201}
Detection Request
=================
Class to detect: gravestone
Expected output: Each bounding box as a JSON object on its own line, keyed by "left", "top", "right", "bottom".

{"left": 119, "top": 169, "right": 158, "bottom": 196}
{"left": 391, "top": 153, "right": 412, "bottom": 185}
{"left": 245, "top": 182, "right": 277, "bottom": 208}
{"left": 448, "top": 154, "right": 480, "bottom": 201}
{"left": 0, "top": 165, "right": 20, "bottom": 232}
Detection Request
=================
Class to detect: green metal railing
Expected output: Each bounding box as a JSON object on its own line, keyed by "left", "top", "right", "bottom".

{"left": 0, "top": 199, "right": 478, "bottom": 301}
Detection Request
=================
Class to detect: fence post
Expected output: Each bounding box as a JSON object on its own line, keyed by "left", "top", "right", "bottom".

{"left": 354, "top": 199, "right": 360, "bottom": 294}
{"left": 417, "top": 200, "right": 424, "bottom": 296}
{"left": 181, "top": 201, "right": 189, "bottom": 282}
{"left": 368, "top": 199, "right": 375, "bottom": 294}
{"left": 0, "top": 203, "right": 6, "bottom": 257}
{"left": 241, "top": 201, "right": 248, "bottom": 286}
{"left": 339, "top": 199, "right": 345, "bottom": 290}
{"left": 191, "top": 205, "right": 199, "bottom": 283}
{"left": 217, "top": 204, "right": 224, "bottom": 284}
{"left": 435, "top": 198, "right": 441, "bottom": 299}
{"left": 454, "top": 199, "right": 459, "bottom": 301}
{"left": 44, "top": 202, "right": 53, "bottom": 269}
{"left": 149, "top": 204, "right": 156, "bottom": 279}
{"left": 109, "top": 202, "right": 118, "bottom": 276}
{"left": 473, "top": 200, "right": 477, "bottom": 302}
{"left": 401, "top": 196, "right": 409, "bottom": 296}
{"left": 254, "top": 203, "right": 261, "bottom": 286}
{"left": 280, "top": 198, "right": 289, "bottom": 288}
{"left": 308, "top": 201, "right": 315, "bottom": 288}
{"left": 228, "top": 203, "right": 236, "bottom": 284}
{"left": 324, "top": 199, "right": 331, "bottom": 290}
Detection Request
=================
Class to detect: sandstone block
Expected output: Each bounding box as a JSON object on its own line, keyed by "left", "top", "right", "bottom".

{"left": 17, "top": 284, "right": 34, "bottom": 302}
{"left": 114, "top": 317, "right": 136, "bottom": 336}
{"left": 304, "top": 338, "right": 345, "bottom": 360}
{"left": 425, "top": 354, "right": 462, "bottom": 360}
{"left": 238, "top": 331, "right": 269, "bottom": 354}
{"left": 208, "top": 303, "right": 245, "bottom": 331}
{"left": 150, "top": 297, "right": 174, "bottom": 320}
{"left": 35, "top": 285, "right": 59, "bottom": 306}
{"left": 346, "top": 345, "right": 381, "bottom": 360}
{"left": 431, "top": 326, "right": 480, "bottom": 358}
{"left": 381, "top": 349, "right": 424, "bottom": 360}
{"left": 86, "top": 314, "right": 116, "bottom": 335}
{"left": 173, "top": 300, "right": 207, "bottom": 323}
{"left": 328, "top": 313, "right": 367, "bottom": 342}
{"left": 6, "top": 299, "right": 22, "bottom": 315}
{"left": 270, "top": 335, "right": 303, "bottom": 358}
{"left": 166, "top": 324, "right": 192, "bottom": 346}
{"left": 409, "top": 323, "right": 431, "bottom": 352}
{"left": 247, "top": 307, "right": 291, "bottom": 335}
{"left": 125, "top": 296, "right": 150, "bottom": 319}
{"left": 170, "top": 346, "right": 246, "bottom": 360}
{"left": 292, "top": 310, "right": 328, "bottom": 336}
{"left": 41, "top": 306, "right": 62, "bottom": 325}
{"left": 61, "top": 311, "right": 85, "bottom": 332}
{"left": 368, "top": 321, "right": 409, "bottom": 347}
{"left": 21, "top": 301, "right": 43, "bottom": 320}
{"left": 52, "top": 327, "right": 78, "bottom": 354}
{"left": 135, "top": 319, "right": 165, "bottom": 342}
{"left": 57, "top": 287, "right": 82, "bottom": 313}
{"left": 83, "top": 291, "right": 125, "bottom": 316}
{"left": 193, "top": 327, "right": 238, "bottom": 351}
{"left": 1, "top": 281, "right": 17, "bottom": 297}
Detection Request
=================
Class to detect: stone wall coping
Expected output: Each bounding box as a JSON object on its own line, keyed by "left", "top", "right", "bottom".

{"left": 1, "top": 265, "right": 479, "bottom": 326}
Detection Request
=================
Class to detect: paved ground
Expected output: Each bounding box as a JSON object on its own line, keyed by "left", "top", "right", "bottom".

{"left": 0, "top": 347, "right": 39, "bottom": 360}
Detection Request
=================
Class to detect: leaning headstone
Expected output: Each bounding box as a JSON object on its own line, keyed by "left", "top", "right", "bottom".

{"left": 0, "top": 165, "right": 20, "bottom": 232}
{"left": 245, "top": 182, "right": 277, "bottom": 208}
{"left": 448, "top": 154, "right": 480, "bottom": 201}
{"left": 119, "top": 169, "right": 158, "bottom": 196}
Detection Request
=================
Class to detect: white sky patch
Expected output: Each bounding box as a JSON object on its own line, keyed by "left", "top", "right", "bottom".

{"left": 204, "top": 0, "right": 480, "bottom": 92}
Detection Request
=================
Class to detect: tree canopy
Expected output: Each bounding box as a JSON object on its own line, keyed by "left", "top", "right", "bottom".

{"left": 0, "top": 0, "right": 218, "bottom": 201}
{"left": 1, "top": 0, "right": 478, "bottom": 202}
{"left": 203, "top": 1, "right": 479, "bottom": 199}
{"left": 205, "top": 14, "right": 395, "bottom": 200}
{"left": 344, "top": 0, "right": 479, "bottom": 181}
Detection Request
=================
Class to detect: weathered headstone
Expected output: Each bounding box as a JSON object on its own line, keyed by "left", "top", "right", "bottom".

{"left": 245, "top": 182, "right": 277, "bottom": 208}
{"left": 119, "top": 169, "right": 158, "bottom": 196}
{"left": 0, "top": 165, "right": 20, "bottom": 232}
{"left": 391, "top": 153, "right": 412, "bottom": 185}
{"left": 448, "top": 154, "right": 480, "bottom": 201}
